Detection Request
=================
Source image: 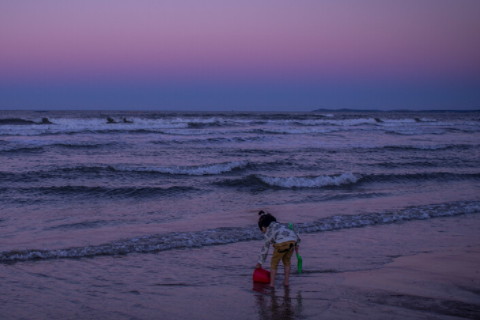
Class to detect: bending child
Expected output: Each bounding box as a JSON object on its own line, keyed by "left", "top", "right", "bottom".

{"left": 255, "top": 211, "right": 301, "bottom": 287}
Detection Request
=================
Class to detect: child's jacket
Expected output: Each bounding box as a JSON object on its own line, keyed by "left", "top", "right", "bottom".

{"left": 258, "top": 222, "right": 301, "bottom": 265}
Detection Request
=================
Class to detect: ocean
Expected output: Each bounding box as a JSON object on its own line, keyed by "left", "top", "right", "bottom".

{"left": 1, "top": 110, "right": 479, "bottom": 319}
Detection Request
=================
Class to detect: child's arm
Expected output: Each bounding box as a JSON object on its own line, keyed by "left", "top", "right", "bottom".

{"left": 257, "top": 239, "right": 270, "bottom": 267}
{"left": 257, "top": 226, "right": 276, "bottom": 267}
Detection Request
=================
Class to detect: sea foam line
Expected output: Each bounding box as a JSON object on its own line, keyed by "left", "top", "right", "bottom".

{"left": 114, "top": 161, "right": 249, "bottom": 176}
{"left": 217, "top": 172, "right": 480, "bottom": 189}
{"left": 257, "top": 173, "right": 358, "bottom": 188}
{"left": 1, "top": 200, "right": 478, "bottom": 264}
{"left": 0, "top": 161, "right": 251, "bottom": 182}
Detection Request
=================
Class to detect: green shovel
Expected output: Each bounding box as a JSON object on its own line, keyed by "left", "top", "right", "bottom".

{"left": 295, "top": 251, "right": 303, "bottom": 274}
{"left": 288, "top": 223, "right": 303, "bottom": 274}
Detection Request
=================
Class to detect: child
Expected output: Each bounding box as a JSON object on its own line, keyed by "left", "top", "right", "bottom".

{"left": 255, "top": 210, "right": 300, "bottom": 287}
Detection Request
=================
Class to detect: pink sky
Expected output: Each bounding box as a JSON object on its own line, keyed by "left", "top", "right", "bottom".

{"left": 1, "top": 0, "right": 479, "bottom": 109}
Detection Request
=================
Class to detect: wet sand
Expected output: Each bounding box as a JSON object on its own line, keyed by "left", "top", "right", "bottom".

{"left": 341, "top": 249, "right": 480, "bottom": 319}
{"left": 249, "top": 214, "right": 480, "bottom": 320}
{"left": 1, "top": 214, "right": 479, "bottom": 320}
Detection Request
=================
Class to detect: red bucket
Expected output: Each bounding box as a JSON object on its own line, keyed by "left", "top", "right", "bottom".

{"left": 253, "top": 268, "right": 271, "bottom": 283}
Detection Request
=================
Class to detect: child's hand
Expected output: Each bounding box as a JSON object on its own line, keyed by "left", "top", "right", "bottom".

{"left": 255, "top": 263, "right": 262, "bottom": 269}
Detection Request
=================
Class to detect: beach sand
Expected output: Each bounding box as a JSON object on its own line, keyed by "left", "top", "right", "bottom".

{"left": 1, "top": 214, "right": 479, "bottom": 320}
{"left": 340, "top": 249, "right": 480, "bottom": 319}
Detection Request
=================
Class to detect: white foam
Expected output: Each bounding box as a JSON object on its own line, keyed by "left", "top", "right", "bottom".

{"left": 258, "top": 172, "right": 359, "bottom": 188}
{"left": 255, "top": 127, "right": 340, "bottom": 134}
{"left": 381, "top": 118, "right": 418, "bottom": 124}
{"left": 117, "top": 161, "right": 248, "bottom": 176}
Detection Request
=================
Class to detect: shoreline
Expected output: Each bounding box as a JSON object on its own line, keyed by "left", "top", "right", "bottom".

{"left": 1, "top": 215, "right": 479, "bottom": 319}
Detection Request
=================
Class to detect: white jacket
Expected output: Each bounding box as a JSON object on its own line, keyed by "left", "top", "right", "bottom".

{"left": 258, "top": 222, "right": 300, "bottom": 265}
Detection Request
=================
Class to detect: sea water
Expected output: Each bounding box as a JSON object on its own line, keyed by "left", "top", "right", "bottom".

{"left": 0, "top": 110, "right": 479, "bottom": 318}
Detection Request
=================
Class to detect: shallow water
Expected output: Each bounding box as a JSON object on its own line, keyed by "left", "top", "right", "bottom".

{"left": 1, "top": 214, "right": 479, "bottom": 319}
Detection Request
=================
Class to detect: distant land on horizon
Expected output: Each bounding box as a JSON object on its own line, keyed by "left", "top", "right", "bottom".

{"left": 312, "top": 107, "right": 480, "bottom": 113}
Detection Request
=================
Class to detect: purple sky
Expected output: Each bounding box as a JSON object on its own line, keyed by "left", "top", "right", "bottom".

{"left": 1, "top": 0, "right": 479, "bottom": 111}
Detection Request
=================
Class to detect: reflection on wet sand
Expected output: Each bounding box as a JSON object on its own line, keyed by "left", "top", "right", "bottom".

{"left": 253, "top": 283, "right": 304, "bottom": 320}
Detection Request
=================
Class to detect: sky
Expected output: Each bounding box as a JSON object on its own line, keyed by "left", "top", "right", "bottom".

{"left": 1, "top": 0, "right": 479, "bottom": 111}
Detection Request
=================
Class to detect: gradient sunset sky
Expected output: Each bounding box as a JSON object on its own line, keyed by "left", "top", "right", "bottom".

{"left": 1, "top": 0, "right": 479, "bottom": 111}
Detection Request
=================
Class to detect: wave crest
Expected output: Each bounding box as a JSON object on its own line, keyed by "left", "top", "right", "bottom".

{"left": 257, "top": 173, "right": 359, "bottom": 188}
{"left": 116, "top": 161, "right": 249, "bottom": 176}
{"left": 217, "top": 173, "right": 359, "bottom": 189}
{"left": 217, "top": 172, "right": 480, "bottom": 190}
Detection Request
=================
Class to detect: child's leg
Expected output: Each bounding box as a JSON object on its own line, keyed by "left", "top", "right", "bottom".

{"left": 282, "top": 242, "right": 295, "bottom": 286}
{"left": 270, "top": 247, "right": 283, "bottom": 288}
{"left": 269, "top": 268, "right": 276, "bottom": 287}
{"left": 284, "top": 263, "right": 291, "bottom": 286}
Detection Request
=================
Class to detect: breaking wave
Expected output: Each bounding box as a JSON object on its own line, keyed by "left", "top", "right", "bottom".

{"left": 0, "top": 161, "right": 251, "bottom": 182}
{"left": 0, "top": 118, "right": 38, "bottom": 125}
{"left": 187, "top": 120, "right": 227, "bottom": 128}
{"left": 1, "top": 200, "right": 478, "bottom": 264}
{"left": 150, "top": 136, "right": 265, "bottom": 145}
{"left": 256, "top": 173, "right": 359, "bottom": 188}
{"left": 216, "top": 173, "right": 360, "bottom": 189}
{"left": 114, "top": 161, "right": 250, "bottom": 176}
{"left": 249, "top": 127, "right": 340, "bottom": 135}
{"left": 2, "top": 113, "right": 478, "bottom": 137}
{"left": 217, "top": 172, "right": 480, "bottom": 189}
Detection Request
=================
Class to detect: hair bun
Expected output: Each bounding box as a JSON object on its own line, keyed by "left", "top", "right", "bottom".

{"left": 258, "top": 210, "right": 266, "bottom": 216}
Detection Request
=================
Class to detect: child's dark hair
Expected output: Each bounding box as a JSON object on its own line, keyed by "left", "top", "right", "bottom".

{"left": 258, "top": 210, "right": 277, "bottom": 230}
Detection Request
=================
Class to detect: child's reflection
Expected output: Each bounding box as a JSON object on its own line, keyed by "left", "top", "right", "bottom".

{"left": 253, "top": 284, "right": 303, "bottom": 320}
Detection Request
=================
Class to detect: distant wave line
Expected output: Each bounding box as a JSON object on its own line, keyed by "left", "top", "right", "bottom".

{"left": 0, "top": 161, "right": 253, "bottom": 181}
{"left": 0, "top": 185, "right": 198, "bottom": 199}
{"left": 2, "top": 114, "right": 478, "bottom": 137}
